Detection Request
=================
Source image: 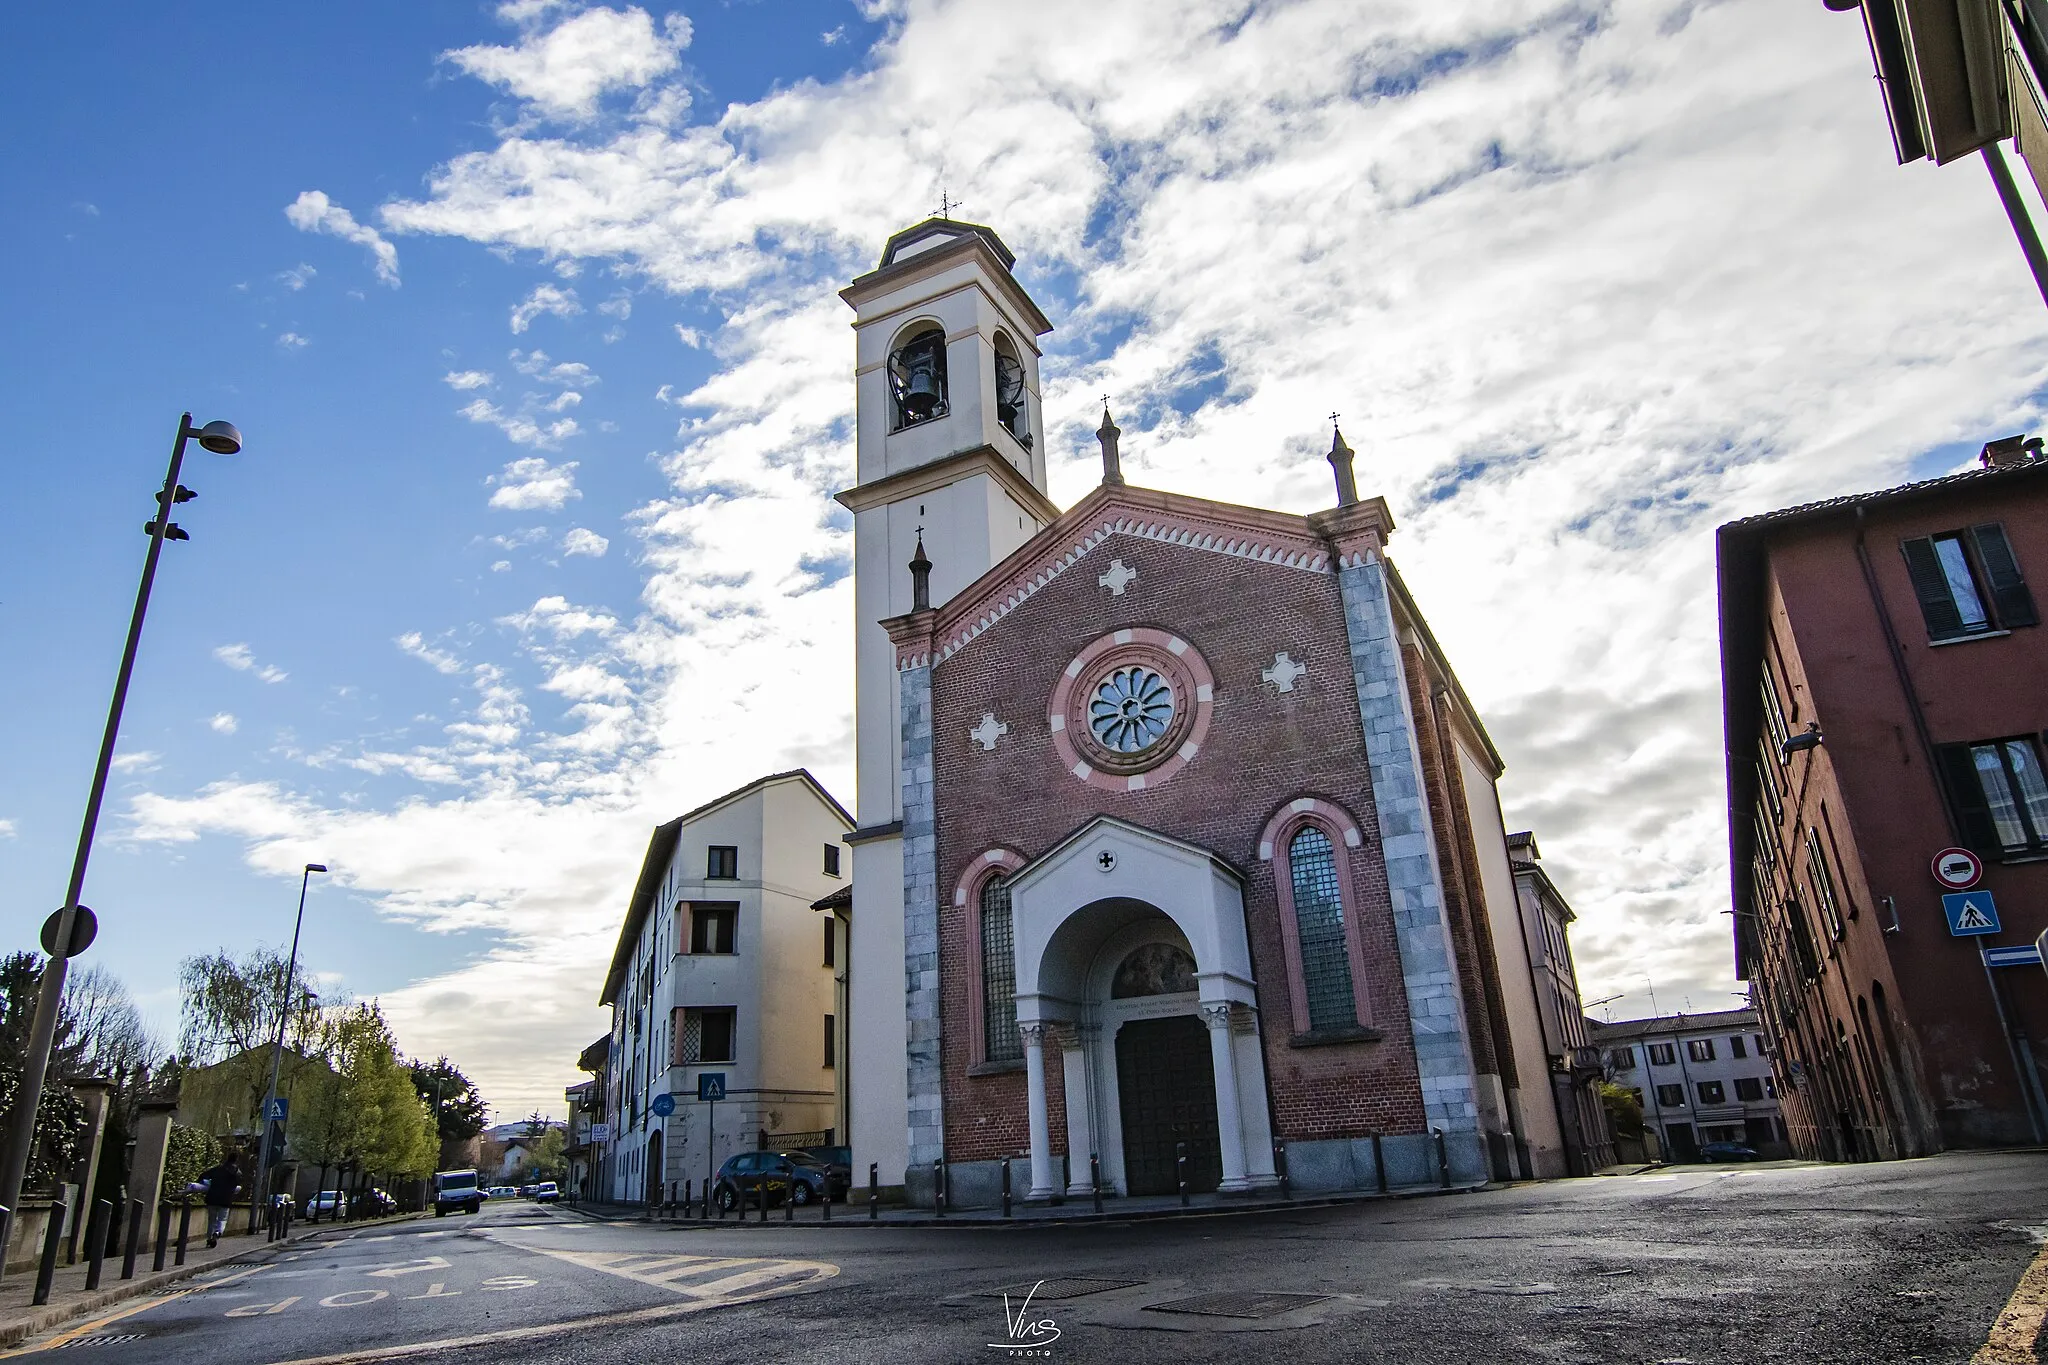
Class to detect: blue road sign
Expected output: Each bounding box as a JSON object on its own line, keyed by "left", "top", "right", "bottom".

{"left": 1985, "top": 944, "right": 2043, "bottom": 968}
{"left": 1943, "top": 890, "right": 2001, "bottom": 937}
{"left": 264, "top": 1096, "right": 289, "bottom": 1123}
{"left": 650, "top": 1092, "right": 676, "bottom": 1117}
{"left": 697, "top": 1072, "right": 727, "bottom": 1103}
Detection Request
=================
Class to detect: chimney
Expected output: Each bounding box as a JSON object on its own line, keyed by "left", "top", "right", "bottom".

{"left": 1097, "top": 407, "right": 1125, "bottom": 486}
{"left": 909, "top": 530, "right": 932, "bottom": 612}
{"left": 1328, "top": 425, "right": 1358, "bottom": 506}
{"left": 1981, "top": 434, "right": 2034, "bottom": 468}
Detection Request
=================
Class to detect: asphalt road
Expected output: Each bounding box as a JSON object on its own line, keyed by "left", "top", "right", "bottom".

{"left": 16, "top": 1151, "right": 2048, "bottom": 1364}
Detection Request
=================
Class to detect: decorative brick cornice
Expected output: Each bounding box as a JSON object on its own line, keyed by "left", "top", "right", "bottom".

{"left": 1307, "top": 498, "right": 1394, "bottom": 568}
{"left": 884, "top": 608, "right": 939, "bottom": 671}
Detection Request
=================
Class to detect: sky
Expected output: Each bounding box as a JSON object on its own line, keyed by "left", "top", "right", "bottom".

{"left": 4, "top": 0, "right": 2047, "bottom": 1123}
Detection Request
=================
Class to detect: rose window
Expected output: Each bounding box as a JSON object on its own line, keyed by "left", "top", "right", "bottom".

{"left": 1088, "top": 666, "right": 1176, "bottom": 754}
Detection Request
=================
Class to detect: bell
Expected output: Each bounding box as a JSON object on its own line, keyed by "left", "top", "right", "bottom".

{"left": 903, "top": 362, "right": 941, "bottom": 419}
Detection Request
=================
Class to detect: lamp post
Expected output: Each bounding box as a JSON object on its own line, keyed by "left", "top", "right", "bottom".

{"left": 251, "top": 864, "right": 327, "bottom": 1233}
{"left": 0, "top": 414, "right": 243, "bottom": 1254}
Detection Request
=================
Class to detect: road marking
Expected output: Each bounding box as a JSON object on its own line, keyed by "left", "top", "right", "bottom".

{"left": 1, "top": 1264, "right": 272, "bottom": 1356}
{"left": 226, "top": 1296, "right": 302, "bottom": 1318}
{"left": 1975, "top": 1236, "right": 2048, "bottom": 1364}
{"left": 321, "top": 1291, "right": 390, "bottom": 1308}
{"left": 402, "top": 1284, "right": 460, "bottom": 1300}
{"left": 502, "top": 1246, "right": 834, "bottom": 1301}
{"left": 365, "top": 1257, "right": 453, "bottom": 1279}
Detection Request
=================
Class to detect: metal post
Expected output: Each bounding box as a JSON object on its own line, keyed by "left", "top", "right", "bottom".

{"left": 153, "top": 1205, "right": 170, "bottom": 1271}
{"left": 32, "top": 1195, "right": 66, "bottom": 1306}
{"left": 253, "top": 865, "right": 321, "bottom": 1236}
{"left": 1372, "top": 1133, "right": 1387, "bottom": 1194}
{"left": 84, "top": 1200, "right": 110, "bottom": 1290}
{"left": 1434, "top": 1128, "right": 1451, "bottom": 1188}
{"left": 0, "top": 1208, "right": 11, "bottom": 1278}
{"left": 1276, "top": 1140, "right": 1291, "bottom": 1200}
{"left": 1985, "top": 143, "right": 2048, "bottom": 310}
{"left": 1177, "top": 1141, "right": 1188, "bottom": 1208}
{"left": 785, "top": 1179, "right": 793, "bottom": 1221}
{"left": 175, "top": 1202, "right": 191, "bottom": 1265}
{"left": 122, "top": 1200, "right": 143, "bottom": 1279}
{"left": 1090, "top": 1154, "right": 1102, "bottom": 1214}
{"left": 757, "top": 1178, "right": 767, "bottom": 1223}
{"left": 822, "top": 1180, "right": 831, "bottom": 1222}
{"left": 0, "top": 416, "right": 209, "bottom": 1241}
{"left": 1001, "top": 1157, "right": 1012, "bottom": 1219}
{"left": 933, "top": 1158, "right": 945, "bottom": 1218}
{"left": 684, "top": 1179, "right": 692, "bottom": 1218}
{"left": 869, "top": 1162, "right": 878, "bottom": 1220}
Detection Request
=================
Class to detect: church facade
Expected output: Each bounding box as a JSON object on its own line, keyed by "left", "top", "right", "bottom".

{"left": 839, "top": 218, "right": 1569, "bottom": 1206}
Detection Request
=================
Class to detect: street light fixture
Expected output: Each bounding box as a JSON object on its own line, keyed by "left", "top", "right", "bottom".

{"left": 0, "top": 413, "right": 244, "bottom": 1253}
{"left": 251, "top": 863, "right": 328, "bottom": 1232}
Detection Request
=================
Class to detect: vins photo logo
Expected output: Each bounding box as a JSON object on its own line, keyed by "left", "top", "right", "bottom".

{"left": 989, "top": 1281, "right": 1059, "bottom": 1354}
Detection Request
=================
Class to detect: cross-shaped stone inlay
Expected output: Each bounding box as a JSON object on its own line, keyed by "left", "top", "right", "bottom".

{"left": 1262, "top": 651, "right": 1308, "bottom": 693}
{"left": 1097, "top": 849, "right": 1118, "bottom": 872}
{"left": 968, "top": 712, "right": 1009, "bottom": 752}
{"left": 1098, "top": 558, "right": 1137, "bottom": 596}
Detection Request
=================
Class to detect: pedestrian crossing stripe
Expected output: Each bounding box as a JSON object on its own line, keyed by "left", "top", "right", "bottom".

{"left": 496, "top": 1245, "right": 838, "bottom": 1304}
{"left": 1957, "top": 902, "right": 1994, "bottom": 929}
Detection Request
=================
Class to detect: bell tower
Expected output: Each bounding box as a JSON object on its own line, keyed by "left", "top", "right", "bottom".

{"left": 836, "top": 218, "right": 1058, "bottom": 1192}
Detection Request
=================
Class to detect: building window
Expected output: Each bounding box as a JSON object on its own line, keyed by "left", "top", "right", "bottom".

{"left": 1656, "top": 1084, "right": 1685, "bottom": 1108}
{"left": 1938, "top": 736, "right": 2048, "bottom": 855}
{"left": 1735, "top": 1077, "right": 1764, "bottom": 1101}
{"left": 1760, "top": 668, "right": 1791, "bottom": 756}
{"left": 1765, "top": 1075, "right": 1778, "bottom": 1098}
{"left": 676, "top": 1007, "right": 736, "bottom": 1064}
{"left": 823, "top": 843, "right": 841, "bottom": 877}
{"left": 823, "top": 1014, "right": 835, "bottom": 1069}
{"left": 1786, "top": 892, "right": 1822, "bottom": 980}
{"left": 1288, "top": 826, "right": 1360, "bottom": 1032}
{"left": 706, "top": 846, "right": 738, "bottom": 879}
{"left": 1610, "top": 1046, "right": 1637, "bottom": 1071}
{"left": 1649, "top": 1042, "right": 1676, "bottom": 1067}
{"left": 1901, "top": 525, "right": 2036, "bottom": 641}
{"left": 690, "top": 903, "right": 737, "bottom": 955}
{"left": 1804, "top": 829, "right": 1846, "bottom": 940}
{"left": 1687, "top": 1038, "right": 1716, "bottom": 1063}
{"left": 981, "top": 874, "right": 1021, "bottom": 1063}
{"left": 1730, "top": 1035, "right": 1747, "bottom": 1059}
{"left": 1696, "top": 1080, "right": 1726, "bottom": 1105}
{"left": 823, "top": 919, "right": 835, "bottom": 968}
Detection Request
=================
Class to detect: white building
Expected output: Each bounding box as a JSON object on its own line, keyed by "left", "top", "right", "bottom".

{"left": 1591, "top": 1008, "right": 1789, "bottom": 1161}
{"left": 597, "top": 770, "right": 852, "bottom": 1204}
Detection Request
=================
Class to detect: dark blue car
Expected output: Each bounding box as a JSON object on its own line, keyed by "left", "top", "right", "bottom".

{"left": 713, "top": 1151, "right": 850, "bottom": 1210}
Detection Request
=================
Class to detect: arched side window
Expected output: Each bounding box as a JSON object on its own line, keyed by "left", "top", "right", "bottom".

{"left": 980, "top": 874, "right": 1021, "bottom": 1063}
{"left": 993, "top": 332, "right": 1032, "bottom": 448}
{"left": 1261, "top": 799, "right": 1373, "bottom": 1040}
{"left": 888, "top": 325, "right": 949, "bottom": 430}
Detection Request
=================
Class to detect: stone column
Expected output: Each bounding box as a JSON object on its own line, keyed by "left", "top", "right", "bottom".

{"left": 1202, "top": 1004, "right": 1250, "bottom": 1192}
{"left": 65, "top": 1078, "right": 113, "bottom": 1261}
{"left": 1059, "top": 1025, "right": 1096, "bottom": 1197}
{"left": 126, "top": 1099, "right": 179, "bottom": 1252}
{"left": 1021, "top": 1023, "right": 1058, "bottom": 1201}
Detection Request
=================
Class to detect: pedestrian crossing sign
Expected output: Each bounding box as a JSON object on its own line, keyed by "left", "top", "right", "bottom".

{"left": 1942, "top": 890, "right": 2001, "bottom": 937}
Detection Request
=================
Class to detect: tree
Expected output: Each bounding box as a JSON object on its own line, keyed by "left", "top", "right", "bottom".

{"left": 408, "top": 1057, "right": 486, "bottom": 1143}
{"left": 1599, "top": 1081, "right": 1646, "bottom": 1140}
{"left": 177, "top": 947, "right": 333, "bottom": 1135}
{"left": 318, "top": 1004, "right": 437, "bottom": 1183}
{"left": 59, "top": 965, "right": 160, "bottom": 1080}
{"left": 528, "top": 1126, "right": 568, "bottom": 1182}
{"left": 159, "top": 1124, "right": 221, "bottom": 1204}
{"left": 522, "top": 1111, "right": 548, "bottom": 1140}
{"left": 0, "top": 952, "right": 88, "bottom": 1193}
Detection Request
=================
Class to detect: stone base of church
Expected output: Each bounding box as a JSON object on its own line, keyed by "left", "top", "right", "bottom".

{"left": 1284, "top": 1131, "right": 1492, "bottom": 1193}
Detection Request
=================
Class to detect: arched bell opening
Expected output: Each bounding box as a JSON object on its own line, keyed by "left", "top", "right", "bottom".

{"left": 993, "top": 331, "right": 1032, "bottom": 449}
{"left": 888, "top": 324, "right": 949, "bottom": 430}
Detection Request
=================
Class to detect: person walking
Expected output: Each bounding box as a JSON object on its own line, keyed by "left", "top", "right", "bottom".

{"left": 191, "top": 1153, "right": 242, "bottom": 1248}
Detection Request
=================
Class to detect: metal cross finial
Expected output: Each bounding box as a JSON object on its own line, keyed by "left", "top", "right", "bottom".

{"left": 935, "top": 188, "right": 956, "bottom": 219}
{"left": 1329, "top": 411, "right": 1341, "bottom": 426}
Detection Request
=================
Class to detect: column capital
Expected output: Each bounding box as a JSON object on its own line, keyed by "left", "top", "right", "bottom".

{"left": 1199, "top": 1001, "right": 1235, "bottom": 1030}
{"left": 1018, "top": 1020, "right": 1052, "bottom": 1047}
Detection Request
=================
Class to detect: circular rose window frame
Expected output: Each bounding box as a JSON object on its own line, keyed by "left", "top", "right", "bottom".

{"left": 1049, "top": 627, "right": 1215, "bottom": 792}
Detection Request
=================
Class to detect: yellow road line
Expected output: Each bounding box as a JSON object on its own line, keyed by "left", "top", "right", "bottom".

{"left": 1976, "top": 1236, "right": 2048, "bottom": 1364}
{"left": 2, "top": 1263, "right": 271, "bottom": 1357}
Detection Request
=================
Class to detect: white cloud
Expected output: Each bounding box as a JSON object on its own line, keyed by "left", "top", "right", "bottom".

{"left": 673, "top": 326, "right": 704, "bottom": 349}
{"left": 445, "top": 369, "right": 496, "bottom": 390}
{"left": 0, "top": 818, "right": 15, "bottom": 839}
{"left": 111, "top": 751, "right": 161, "bottom": 774}
{"left": 561, "top": 527, "right": 609, "bottom": 557}
{"left": 284, "top": 190, "right": 400, "bottom": 287}
{"left": 597, "top": 293, "right": 632, "bottom": 319}
{"left": 214, "top": 642, "right": 288, "bottom": 684}
{"left": 460, "top": 398, "right": 579, "bottom": 448}
{"left": 509, "top": 284, "right": 583, "bottom": 334}
{"left": 492, "top": 560, "right": 513, "bottom": 572}
{"left": 488, "top": 456, "right": 581, "bottom": 510}
{"left": 276, "top": 332, "right": 309, "bottom": 351}
{"left": 510, "top": 349, "right": 597, "bottom": 387}
{"left": 444, "top": 6, "right": 691, "bottom": 121}
{"left": 208, "top": 713, "right": 239, "bottom": 735}
{"left": 278, "top": 263, "right": 318, "bottom": 291}
{"left": 396, "top": 632, "right": 466, "bottom": 675}
{"left": 821, "top": 26, "right": 845, "bottom": 46}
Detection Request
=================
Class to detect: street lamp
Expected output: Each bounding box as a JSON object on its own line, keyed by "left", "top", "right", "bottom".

{"left": 251, "top": 863, "right": 327, "bottom": 1231}
{"left": 0, "top": 413, "right": 244, "bottom": 1253}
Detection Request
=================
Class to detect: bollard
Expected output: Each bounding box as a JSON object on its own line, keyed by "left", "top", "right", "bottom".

{"left": 785, "top": 1179, "right": 794, "bottom": 1222}
{"left": 176, "top": 1202, "right": 192, "bottom": 1265}
{"left": 933, "top": 1159, "right": 945, "bottom": 1218}
{"left": 1177, "top": 1141, "right": 1189, "bottom": 1209}
{"left": 1274, "top": 1140, "right": 1292, "bottom": 1200}
{"left": 1001, "top": 1157, "right": 1012, "bottom": 1219}
{"left": 869, "top": 1163, "right": 879, "bottom": 1220}
{"left": 1434, "top": 1128, "right": 1450, "bottom": 1189}
{"left": 32, "top": 1194, "right": 67, "bottom": 1307}
{"left": 822, "top": 1181, "right": 831, "bottom": 1222}
{"left": 154, "top": 1206, "right": 172, "bottom": 1271}
{"left": 1090, "top": 1154, "right": 1102, "bottom": 1215}
{"left": 684, "top": 1180, "right": 692, "bottom": 1218}
{"left": 122, "top": 1200, "right": 144, "bottom": 1280}
{"left": 1372, "top": 1132, "right": 1387, "bottom": 1194}
{"left": 757, "top": 1179, "right": 768, "bottom": 1223}
{"left": 84, "top": 1200, "right": 111, "bottom": 1291}
{"left": 0, "top": 1205, "right": 11, "bottom": 1287}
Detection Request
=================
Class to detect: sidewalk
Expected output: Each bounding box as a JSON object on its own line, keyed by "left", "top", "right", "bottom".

{"left": 554, "top": 1178, "right": 1489, "bottom": 1230}
{"left": 0, "top": 1213, "right": 420, "bottom": 1352}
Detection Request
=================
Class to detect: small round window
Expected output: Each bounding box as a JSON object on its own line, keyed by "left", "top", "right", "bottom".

{"left": 1088, "top": 666, "right": 1175, "bottom": 754}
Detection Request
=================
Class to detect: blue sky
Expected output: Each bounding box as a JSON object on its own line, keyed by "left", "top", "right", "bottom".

{"left": 5, "top": 0, "right": 2048, "bottom": 1120}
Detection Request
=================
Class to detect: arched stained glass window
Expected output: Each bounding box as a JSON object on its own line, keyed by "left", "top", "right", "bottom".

{"left": 1289, "top": 826, "right": 1356, "bottom": 1030}
{"left": 981, "top": 874, "right": 1021, "bottom": 1062}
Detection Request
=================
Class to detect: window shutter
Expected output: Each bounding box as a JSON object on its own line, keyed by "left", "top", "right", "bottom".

{"left": 1971, "top": 524, "right": 2038, "bottom": 628}
{"left": 1935, "top": 742, "right": 2001, "bottom": 851}
{"left": 1901, "top": 537, "right": 1965, "bottom": 638}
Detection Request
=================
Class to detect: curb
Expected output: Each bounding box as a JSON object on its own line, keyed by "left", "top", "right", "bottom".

{"left": 0, "top": 1213, "right": 429, "bottom": 1352}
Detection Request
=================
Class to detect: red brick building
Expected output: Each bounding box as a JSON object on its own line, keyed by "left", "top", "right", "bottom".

{"left": 1718, "top": 439, "right": 2048, "bottom": 1159}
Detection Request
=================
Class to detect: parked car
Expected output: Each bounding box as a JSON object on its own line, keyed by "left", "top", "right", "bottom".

{"left": 433, "top": 1169, "right": 487, "bottom": 1216}
{"left": 533, "top": 1181, "right": 559, "bottom": 1203}
{"left": 518, "top": 1183, "right": 537, "bottom": 1197}
{"left": 712, "top": 1151, "right": 848, "bottom": 1211}
{"left": 310, "top": 1190, "right": 344, "bottom": 1217}
{"left": 488, "top": 1185, "right": 517, "bottom": 1200}
{"left": 1698, "top": 1141, "right": 1761, "bottom": 1163}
